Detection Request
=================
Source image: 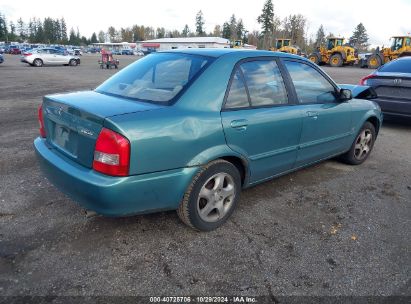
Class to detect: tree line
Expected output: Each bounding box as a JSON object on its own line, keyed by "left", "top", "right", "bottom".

{"left": 0, "top": 1, "right": 370, "bottom": 52}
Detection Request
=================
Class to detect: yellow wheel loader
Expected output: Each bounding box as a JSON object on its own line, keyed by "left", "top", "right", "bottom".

{"left": 270, "top": 38, "right": 302, "bottom": 56}
{"left": 364, "top": 36, "right": 411, "bottom": 69}
{"left": 308, "top": 37, "right": 358, "bottom": 67}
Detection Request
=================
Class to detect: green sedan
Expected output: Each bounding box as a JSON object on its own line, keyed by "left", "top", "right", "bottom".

{"left": 34, "top": 49, "right": 382, "bottom": 231}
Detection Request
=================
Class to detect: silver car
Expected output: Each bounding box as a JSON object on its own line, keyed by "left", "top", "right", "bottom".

{"left": 21, "top": 48, "right": 80, "bottom": 67}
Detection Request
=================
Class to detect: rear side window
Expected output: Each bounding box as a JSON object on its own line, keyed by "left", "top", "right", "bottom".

{"left": 240, "top": 60, "right": 288, "bottom": 106}
{"left": 379, "top": 59, "right": 411, "bottom": 73}
{"left": 225, "top": 70, "right": 250, "bottom": 109}
{"left": 284, "top": 61, "right": 337, "bottom": 104}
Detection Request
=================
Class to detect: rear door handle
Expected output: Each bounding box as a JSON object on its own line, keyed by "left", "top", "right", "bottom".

{"left": 230, "top": 119, "right": 248, "bottom": 130}
{"left": 306, "top": 111, "right": 319, "bottom": 119}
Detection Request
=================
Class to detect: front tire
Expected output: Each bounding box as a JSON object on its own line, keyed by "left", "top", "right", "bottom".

{"left": 308, "top": 53, "right": 320, "bottom": 65}
{"left": 341, "top": 122, "right": 376, "bottom": 165}
{"left": 69, "top": 59, "right": 78, "bottom": 66}
{"left": 177, "top": 160, "right": 241, "bottom": 231}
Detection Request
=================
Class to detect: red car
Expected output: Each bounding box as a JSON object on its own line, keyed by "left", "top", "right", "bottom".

{"left": 10, "top": 46, "right": 21, "bottom": 55}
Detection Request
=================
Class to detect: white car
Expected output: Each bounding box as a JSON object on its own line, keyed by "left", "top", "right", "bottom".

{"left": 133, "top": 50, "right": 144, "bottom": 56}
{"left": 21, "top": 48, "right": 80, "bottom": 67}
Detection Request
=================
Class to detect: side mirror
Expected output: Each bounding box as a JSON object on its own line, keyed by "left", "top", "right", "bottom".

{"left": 338, "top": 88, "right": 352, "bottom": 101}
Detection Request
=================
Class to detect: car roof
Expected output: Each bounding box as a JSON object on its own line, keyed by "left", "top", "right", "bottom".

{"left": 159, "top": 48, "right": 303, "bottom": 60}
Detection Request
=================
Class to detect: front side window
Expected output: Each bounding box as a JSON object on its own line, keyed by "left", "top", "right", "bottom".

{"left": 240, "top": 60, "right": 288, "bottom": 107}
{"left": 96, "top": 53, "right": 212, "bottom": 104}
{"left": 284, "top": 61, "right": 337, "bottom": 104}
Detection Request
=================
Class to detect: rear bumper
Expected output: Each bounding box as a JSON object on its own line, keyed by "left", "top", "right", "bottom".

{"left": 34, "top": 137, "right": 199, "bottom": 217}
{"left": 373, "top": 98, "right": 411, "bottom": 118}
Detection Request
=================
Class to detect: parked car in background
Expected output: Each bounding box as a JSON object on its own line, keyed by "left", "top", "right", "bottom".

{"left": 121, "top": 49, "right": 133, "bottom": 55}
{"left": 21, "top": 48, "right": 80, "bottom": 67}
{"left": 74, "top": 49, "right": 82, "bottom": 56}
{"left": 0, "top": 53, "right": 4, "bottom": 64}
{"left": 360, "top": 56, "right": 411, "bottom": 119}
{"left": 34, "top": 49, "right": 382, "bottom": 231}
{"left": 112, "top": 49, "right": 122, "bottom": 55}
{"left": 134, "top": 50, "right": 144, "bottom": 56}
{"left": 9, "top": 45, "right": 21, "bottom": 55}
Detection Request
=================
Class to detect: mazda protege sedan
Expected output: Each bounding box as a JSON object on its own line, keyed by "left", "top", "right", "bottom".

{"left": 34, "top": 49, "right": 382, "bottom": 231}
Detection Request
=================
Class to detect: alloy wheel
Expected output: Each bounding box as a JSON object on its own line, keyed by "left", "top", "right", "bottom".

{"left": 197, "top": 172, "right": 235, "bottom": 223}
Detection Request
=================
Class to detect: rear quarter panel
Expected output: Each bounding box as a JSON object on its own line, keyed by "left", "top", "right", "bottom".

{"left": 105, "top": 107, "right": 237, "bottom": 175}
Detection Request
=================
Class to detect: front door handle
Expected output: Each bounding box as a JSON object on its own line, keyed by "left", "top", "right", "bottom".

{"left": 230, "top": 119, "right": 248, "bottom": 130}
{"left": 306, "top": 111, "right": 319, "bottom": 119}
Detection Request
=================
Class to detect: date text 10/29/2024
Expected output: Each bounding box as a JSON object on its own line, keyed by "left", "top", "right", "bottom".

{"left": 149, "top": 296, "right": 257, "bottom": 303}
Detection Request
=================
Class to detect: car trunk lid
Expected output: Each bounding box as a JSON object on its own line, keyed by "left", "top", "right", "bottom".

{"left": 368, "top": 72, "right": 411, "bottom": 101}
{"left": 42, "top": 90, "right": 163, "bottom": 168}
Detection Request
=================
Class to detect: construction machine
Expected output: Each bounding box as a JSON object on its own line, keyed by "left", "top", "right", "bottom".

{"left": 308, "top": 37, "right": 358, "bottom": 67}
{"left": 364, "top": 36, "right": 411, "bottom": 69}
{"left": 270, "top": 38, "right": 302, "bottom": 56}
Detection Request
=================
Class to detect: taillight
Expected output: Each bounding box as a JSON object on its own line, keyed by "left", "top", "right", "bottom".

{"left": 24, "top": 53, "right": 32, "bottom": 56}
{"left": 38, "top": 105, "right": 46, "bottom": 138}
{"left": 93, "top": 128, "right": 130, "bottom": 177}
{"left": 359, "top": 74, "right": 375, "bottom": 86}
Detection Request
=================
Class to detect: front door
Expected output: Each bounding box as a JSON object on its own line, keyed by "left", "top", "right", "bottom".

{"left": 221, "top": 59, "right": 303, "bottom": 183}
{"left": 282, "top": 60, "right": 352, "bottom": 167}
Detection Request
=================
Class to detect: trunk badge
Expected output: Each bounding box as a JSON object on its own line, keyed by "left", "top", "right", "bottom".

{"left": 79, "top": 128, "right": 94, "bottom": 136}
{"left": 393, "top": 79, "right": 402, "bottom": 85}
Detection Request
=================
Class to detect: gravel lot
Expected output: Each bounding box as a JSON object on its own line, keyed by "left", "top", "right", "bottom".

{"left": 0, "top": 53, "right": 410, "bottom": 299}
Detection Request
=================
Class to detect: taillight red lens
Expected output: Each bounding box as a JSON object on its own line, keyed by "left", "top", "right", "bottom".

{"left": 38, "top": 105, "right": 46, "bottom": 138}
{"left": 359, "top": 74, "right": 375, "bottom": 86}
{"left": 24, "top": 53, "right": 32, "bottom": 56}
{"left": 93, "top": 128, "right": 130, "bottom": 176}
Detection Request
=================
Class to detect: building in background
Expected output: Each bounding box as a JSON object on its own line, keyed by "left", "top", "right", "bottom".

{"left": 91, "top": 42, "right": 136, "bottom": 51}
{"left": 136, "top": 37, "right": 231, "bottom": 52}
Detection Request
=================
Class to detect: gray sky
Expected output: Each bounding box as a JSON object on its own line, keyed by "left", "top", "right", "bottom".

{"left": 1, "top": 0, "right": 409, "bottom": 46}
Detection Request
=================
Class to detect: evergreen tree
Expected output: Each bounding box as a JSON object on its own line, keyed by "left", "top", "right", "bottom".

{"left": 349, "top": 23, "right": 369, "bottom": 51}
{"left": 257, "top": 0, "right": 274, "bottom": 34}
{"left": 107, "top": 26, "right": 117, "bottom": 42}
{"left": 315, "top": 24, "right": 325, "bottom": 47}
{"left": 222, "top": 22, "right": 231, "bottom": 40}
{"left": 237, "top": 19, "right": 247, "bottom": 43}
{"left": 229, "top": 14, "right": 237, "bottom": 40}
{"left": 60, "top": 18, "right": 68, "bottom": 43}
{"left": 98, "top": 30, "right": 105, "bottom": 43}
{"left": 0, "top": 13, "right": 9, "bottom": 41}
{"left": 213, "top": 25, "right": 221, "bottom": 37}
{"left": 182, "top": 24, "right": 190, "bottom": 37}
{"left": 195, "top": 10, "right": 205, "bottom": 36}
{"left": 68, "top": 27, "right": 76, "bottom": 45}
{"left": 16, "top": 17, "right": 26, "bottom": 41}
{"left": 90, "top": 32, "right": 98, "bottom": 43}
{"left": 156, "top": 27, "right": 165, "bottom": 39}
{"left": 9, "top": 21, "right": 17, "bottom": 41}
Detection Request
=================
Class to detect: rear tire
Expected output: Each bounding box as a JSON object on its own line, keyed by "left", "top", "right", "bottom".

{"left": 330, "top": 53, "right": 343, "bottom": 67}
{"left": 367, "top": 54, "right": 382, "bottom": 69}
{"left": 177, "top": 160, "right": 241, "bottom": 231}
{"left": 33, "top": 59, "right": 43, "bottom": 67}
{"left": 69, "top": 59, "right": 78, "bottom": 66}
{"left": 340, "top": 122, "right": 376, "bottom": 165}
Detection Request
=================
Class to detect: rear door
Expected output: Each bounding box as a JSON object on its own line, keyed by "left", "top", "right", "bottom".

{"left": 282, "top": 59, "right": 352, "bottom": 166}
{"left": 221, "top": 58, "right": 303, "bottom": 183}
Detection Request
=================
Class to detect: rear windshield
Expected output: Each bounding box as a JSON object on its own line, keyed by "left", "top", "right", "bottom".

{"left": 379, "top": 59, "right": 411, "bottom": 73}
{"left": 96, "top": 53, "right": 212, "bottom": 104}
